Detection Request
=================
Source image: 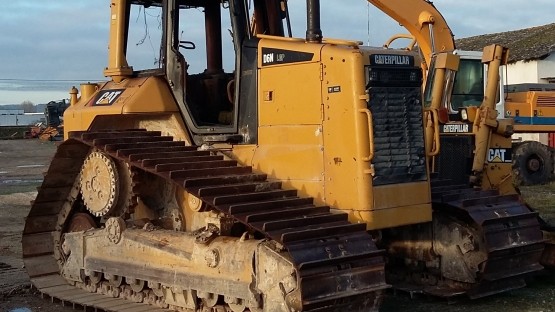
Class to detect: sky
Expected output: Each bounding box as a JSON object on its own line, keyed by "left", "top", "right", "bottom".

{"left": 0, "top": 0, "right": 553, "bottom": 105}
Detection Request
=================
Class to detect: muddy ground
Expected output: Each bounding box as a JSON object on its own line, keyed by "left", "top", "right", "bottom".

{"left": 1, "top": 139, "right": 555, "bottom": 311}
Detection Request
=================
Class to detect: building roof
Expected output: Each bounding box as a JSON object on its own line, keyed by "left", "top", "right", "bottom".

{"left": 455, "top": 23, "right": 555, "bottom": 63}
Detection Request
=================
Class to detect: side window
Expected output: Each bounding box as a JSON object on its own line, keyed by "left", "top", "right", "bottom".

{"left": 126, "top": 5, "right": 163, "bottom": 71}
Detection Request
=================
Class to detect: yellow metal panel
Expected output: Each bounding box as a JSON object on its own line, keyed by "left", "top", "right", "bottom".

{"left": 353, "top": 203, "right": 432, "bottom": 230}
{"left": 64, "top": 76, "right": 179, "bottom": 136}
{"left": 230, "top": 145, "right": 257, "bottom": 167}
{"left": 372, "top": 182, "right": 431, "bottom": 211}
{"left": 319, "top": 45, "right": 373, "bottom": 214}
{"left": 230, "top": 126, "right": 326, "bottom": 203}
{"left": 257, "top": 36, "right": 321, "bottom": 68}
{"left": 255, "top": 125, "right": 324, "bottom": 182}
{"left": 320, "top": 45, "right": 432, "bottom": 230}
{"left": 435, "top": 53, "right": 460, "bottom": 71}
{"left": 121, "top": 77, "right": 180, "bottom": 113}
{"left": 85, "top": 113, "right": 192, "bottom": 144}
{"left": 257, "top": 37, "right": 323, "bottom": 126}
{"left": 258, "top": 63, "right": 322, "bottom": 126}
{"left": 481, "top": 133, "right": 516, "bottom": 195}
{"left": 514, "top": 125, "right": 555, "bottom": 132}
{"left": 280, "top": 181, "right": 326, "bottom": 205}
{"left": 239, "top": 40, "right": 432, "bottom": 231}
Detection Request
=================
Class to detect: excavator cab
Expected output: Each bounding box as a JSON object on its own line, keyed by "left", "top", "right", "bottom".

{"left": 424, "top": 52, "right": 485, "bottom": 112}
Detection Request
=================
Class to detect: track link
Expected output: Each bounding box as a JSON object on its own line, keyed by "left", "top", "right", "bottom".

{"left": 430, "top": 180, "right": 545, "bottom": 298}
{"left": 23, "top": 130, "right": 387, "bottom": 311}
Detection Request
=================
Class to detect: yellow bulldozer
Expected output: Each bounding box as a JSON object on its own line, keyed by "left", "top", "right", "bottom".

{"left": 22, "top": 1, "right": 547, "bottom": 311}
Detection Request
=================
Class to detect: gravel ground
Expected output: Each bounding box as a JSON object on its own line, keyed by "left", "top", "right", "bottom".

{"left": 0, "top": 139, "right": 554, "bottom": 312}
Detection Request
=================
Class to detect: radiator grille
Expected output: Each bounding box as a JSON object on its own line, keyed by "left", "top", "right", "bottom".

{"left": 369, "top": 86, "right": 427, "bottom": 185}
{"left": 434, "top": 135, "right": 474, "bottom": 185}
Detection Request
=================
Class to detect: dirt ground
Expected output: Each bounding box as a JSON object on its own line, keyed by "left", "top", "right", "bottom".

{"left": 0, "top": 139, "right": 72, "bottom": 311}
{"left": 1, "top": 139, "right": 555, "bottom": 311}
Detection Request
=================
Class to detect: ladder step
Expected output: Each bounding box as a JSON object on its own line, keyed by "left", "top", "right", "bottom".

{"left": 79, "top": 131, "right": 162, "bottom": 140}
{"left": 462, "top": 194, "right": 521, "bottom": 208}
{"left": 182, "top": 174, "right": 268, "bottom": 188}
{"left": 261, "top": 213, "right": 348, "bottom": 232}
{"left": 242, "top": 206, "right": 329, "bottom": 224}
{"left": 92, "top": 136, "right": 174, "bottom": 147}
{"left": 117, "top": 147, "right": 196, "bottom": 158}
{"left": 211, "top": 189, "right": 298, "bottom": 205}
{"left": 105, "top": 141, "right": 184, "bottom": 152}
{"left": 125, "top": 149, "right": 207, "bottom": 161}
{"left": 156, "top": 160, "right": 238, "bottom": 172}
{"left": 193, "top": 181, "right": 283, "bottom": 197}
{"left": 227, "top": 198, "right": 313, "bottom": 215}
{"left": 141, "top": 155, "right": 223, "bottom": 167}
{"left": 170, "top": 166, "right": 252, "bottom": 179}
{"left": 281, "top": 223, "right": 367, "bottom": 244}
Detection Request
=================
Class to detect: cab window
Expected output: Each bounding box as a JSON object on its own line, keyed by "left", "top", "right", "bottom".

{"left": 450, "top": 59, "right": 484, "bottom": 110}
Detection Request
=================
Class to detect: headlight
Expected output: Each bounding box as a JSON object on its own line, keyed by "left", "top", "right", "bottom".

{"left": 460, "top": 108, "right": 468, "bottom": 121}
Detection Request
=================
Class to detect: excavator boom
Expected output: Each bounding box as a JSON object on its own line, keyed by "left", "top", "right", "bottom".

{"left": 368, "top": 0, "right": 455, "bottom": 65}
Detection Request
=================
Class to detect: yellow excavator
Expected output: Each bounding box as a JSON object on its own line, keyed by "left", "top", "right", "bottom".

{"left": 22, "top": 1, "right": 546, "bottom": 311}
{"left": 372, "top": 0, "right": 555, "bottom": 187}
{"left": 369, "top": 0, "right": 555, "bottom": 270}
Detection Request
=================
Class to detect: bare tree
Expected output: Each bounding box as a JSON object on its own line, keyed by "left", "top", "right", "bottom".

{"left": 20, "top": 100, "right": 36, "bottom": 113}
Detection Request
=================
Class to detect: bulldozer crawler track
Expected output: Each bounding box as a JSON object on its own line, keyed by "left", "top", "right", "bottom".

{"left": 430, "top": 182, "right": 545, "bottom": 298}
{"left": 23, "top": 130, "right": 387, "bottom": 312}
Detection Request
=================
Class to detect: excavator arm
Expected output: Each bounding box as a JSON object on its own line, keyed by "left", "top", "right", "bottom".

{"left": 367, "top": 0, "right": 455, "bottom": 66}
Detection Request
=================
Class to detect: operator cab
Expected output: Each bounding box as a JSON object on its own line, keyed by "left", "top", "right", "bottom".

{"left": 122, "top": 0, "right": 289, "bottom": 144}
{"left": 164, "top": 0, "right": 289, "bottom": 144}
{"left": 424, "top": 50, "right": 506, "bottom": 121}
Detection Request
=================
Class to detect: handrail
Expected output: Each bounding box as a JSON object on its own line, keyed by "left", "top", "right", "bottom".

{"left": 426, "top": 108, "right": 441, "bottom": 156}
{"left": 359, "top": 108, "right": 375, "bottom": 162}
{"left": 383, "top": 33, "right": 417, "bottom": 51}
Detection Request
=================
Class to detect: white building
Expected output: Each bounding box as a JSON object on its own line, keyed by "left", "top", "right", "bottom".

{"left": 0, "top": 110, "right": 45, "bottom": 126}
{"left": 504, "top": 53, "right": 555, "bottom": 85}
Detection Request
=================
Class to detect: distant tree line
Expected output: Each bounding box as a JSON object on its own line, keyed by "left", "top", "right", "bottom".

{"left": 0, "top": 101, "right": 47, "bottom": 114}
{"left": 20, "top": 100, "right": 36, "bottom": 113}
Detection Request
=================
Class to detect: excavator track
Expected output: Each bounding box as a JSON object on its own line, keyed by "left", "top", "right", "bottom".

{"left": 23, "top": 129, "right": 387, "bottom": 312}
{"left": 428, "top": 179, "right": 545, "bottom": 298}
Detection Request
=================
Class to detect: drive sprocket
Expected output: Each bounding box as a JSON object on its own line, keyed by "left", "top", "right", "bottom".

{"left": 80, "top": 151, "right": 136, "bottom": 217}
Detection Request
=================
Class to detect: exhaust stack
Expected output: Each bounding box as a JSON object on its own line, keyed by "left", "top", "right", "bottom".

{"left": 306, "top": 0, "right": 322, "bottom": 43}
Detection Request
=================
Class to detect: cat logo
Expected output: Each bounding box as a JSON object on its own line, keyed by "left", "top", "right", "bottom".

{"left": 487, "top": 148, "right": 512, "bottom": 163}
{"left": 93, "top": 89, "right": 124, "bottom": 106}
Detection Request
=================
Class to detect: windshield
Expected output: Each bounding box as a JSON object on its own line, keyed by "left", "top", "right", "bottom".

{"left": 450, "top": 59, "right": 484, "bottom": 110}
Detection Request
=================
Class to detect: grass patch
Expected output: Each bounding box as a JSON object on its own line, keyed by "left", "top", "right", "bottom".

{"left": 520, "top": 183, "right": 555, "bottom": 225}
